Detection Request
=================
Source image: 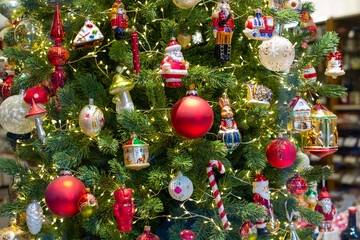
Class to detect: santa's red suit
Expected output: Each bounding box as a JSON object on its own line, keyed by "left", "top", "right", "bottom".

{"left": 315, "top": 187, "right": 336, "bottom": 221}
{"left": 158, "top": 38, "right": 188, "bottom": 88}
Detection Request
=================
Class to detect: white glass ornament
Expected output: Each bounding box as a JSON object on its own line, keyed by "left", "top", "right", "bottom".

{"left": 172, "top": 0, "right": 201, "bottom": 9}
{"left": 258, "top": 35, "right": 295, "bottom": 72}
{"left": 26, "top": 200, "right": 44, "bottom": 235}
{"left": 14, "top": 19, "right": 42, "bottom": 51}
{"left": 168, "top": 171, "right": 193, "bottom": 201}
{"left": 0, "top": 91, "right": 35, "bottom": 134}
{"left": 297, "top": 150, "right": 310, "bottom": 171}
{"left": 284, "top": 0, "right": 302, "bottom": 12}
{"left": 79, "top": 99, "right": 104, "bottom": 138}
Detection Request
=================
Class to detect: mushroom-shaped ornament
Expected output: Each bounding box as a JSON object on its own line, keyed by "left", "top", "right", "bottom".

{"left": 109, "top": 70, "right": 135, "bottom": 114}
{"left": 25, "top": 99, "right": 48, "bottom": 145}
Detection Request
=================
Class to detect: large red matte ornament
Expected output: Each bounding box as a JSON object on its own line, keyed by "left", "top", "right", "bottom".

{"left": 45, "top": 172, "right": 86, "bottom": 217}
{"left": 24, "top": 86, "right": 50, "bottom": 104}
{"left": 113, "top": 187, "right": 135, "bottom": 232}
{"left": 180, "top": 229, "right": 195, "bottom": 239}
{"left": 266, "top": 137, "right": 296, "bottom": 168}
{"left": 171, "top": 86, "right": 214, "bottom": 139}
{"left": 286, "top": 172, "right": 307, "bottom": 196}
{"left": 47, "top": 46, "right": 69, "bottom": 66}
{"left": 136, "top": 226, "right": 160, "bottom": 240}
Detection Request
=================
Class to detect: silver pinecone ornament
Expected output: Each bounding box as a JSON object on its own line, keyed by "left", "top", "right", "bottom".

{"left": 26, "top": 200, "right": 44, "bottom": 234}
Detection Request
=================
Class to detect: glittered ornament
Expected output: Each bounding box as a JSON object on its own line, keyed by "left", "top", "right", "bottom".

{"left": 171, "top": 85, "right": 214, "bottom": 139}
{"left": 266, "top": 136, "right": 296, "bottom": 168}
{"left": 136, "top": 226, "right": 160, "bottom": 240}
{"left": 123, "top": 134, "right": 150, "bottom": 170}
{"left": 177, "top": 29, "right": 191, "bottom": 48}
{"left": 245, "top": 82, "right": 273, "bottom": 107}
{"left": 72, "top": 16, "right": 104, "bottom": 50}
{"left": 79, "top": 99, "right": 104, "bottom": 138}
{"left": 47, "top": 45, "right": 69, "bottom": 66}
{"left": 286, "top": 172, "right": 307, "bottom": 196}
{"left": 168, "top": 171, "right": 193, "bottom": 201}
{"left": 173, "top": 0, "right": 200, "bottom": 9}
{"left": 243, "top": 9, "right": 274, "bottom": 41}
{"left": 302, "top": 100, "right": 338, "bottom": 157}
{"left": 45, "top": 171, "right": 86, "bottom": 217}
{"left": 24, "top": 85, "right": 50, "bottom": 105}
{"left": 14, "top": 19, "right": 42, "bottom": 51}
{"left": 26, "top": 200, "right": 44, "bottom": 235}
{"left": 258, "top": 35, "right": 295, "bottom": 72}
{"left": 325, "top": 48, "right": 345, "bottom": 79}
{"left": 302, "top": 66, "right": 317, "bottom": 83}
{"left": 239, "top": 221, "right": 257, "bottom": 240}
{"left": 113, "top": 186, "right": 135, "bottom": 232}
{"left": 0, "top": 91, "right": 35, "bottom": 134}
{"left": 288, "top": 94, "right": 312, "bottom": 133}
{"left": 78, "top": 188, "right": 98, "bottom": 218}
{"left": 180, "top": 229, "right": 195, "bottom": 240}
{"left": 109, "top": 69, "right": 134, "bottom": 114}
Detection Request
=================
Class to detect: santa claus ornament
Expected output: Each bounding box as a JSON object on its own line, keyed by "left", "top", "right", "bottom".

{"left": 0, "top": 60, "right": 15, "bottom": 99}
{"left": 302, "top": 100, "right": 338, "bottom": 158}
{"left": 266, "top": 135, "right": 296, "bottom": 168}
{"left": 136, "top": 226, "right": 160, "bottom": 240}
{"left": 245, "top": 82, "right": 273, "bottom": 107}
{"left": 217, "top": 92, "right": 241, "bottom": 153}
{"left": 79, "top": 99, "right": 105, "bottom": 138}
{"left": 158, "top": 37, "right": 189, "bottom": 88}
{"left": 315, "top": 187, "right": 336, "bottom": 232}
{"left": 45, "top": 171, "right": 86, "bottom": 217}
{"left": 252, "top": 171, "right": 279, "bottom": 236}
{"left": 258, "top": 35, "right": 295, "bottom": 72}
{"left": 325, "top": 48, "right": 345, "bottom": 79}
{"left": 113, "top": 185, "right": 135, "bottom": 232}
{"left": 171, "top": 85, "right": 214, "bottom": 139}
{"left": 212, "top": 0, "right": 234, "bottom": 63}
{"left": 72, "top": 16, "right": 104, "bottom": 50}
{"left": 243, "top": 9, "right": 274, "bottom": 41}
{"left": 288, "top": 94, "right": 312, "bottom": 133}
{"left": 123, "top": 134, "right": 150, "bottom": 170}
{"left": 168, "top": 171, "right": 193, "bottom": 201}
{"left": 110, "top": 1, "right": 128, "bottom": 40}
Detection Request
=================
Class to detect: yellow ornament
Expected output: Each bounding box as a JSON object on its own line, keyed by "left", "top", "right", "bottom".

{"left": 109, "top": 71, "right": 135, "bottom": 114}
{"left": 177, "top": 30, "right": 191, "bottom": 49}
{"left": 172, "top": 0, "right": 201, "bottom": 9}
{"left": 266, "top": 214, "right": 280, "bottom": 234}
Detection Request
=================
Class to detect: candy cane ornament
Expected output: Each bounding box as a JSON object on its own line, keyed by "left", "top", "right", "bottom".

{"left": 207, "top": 160, "right": 230, "bottom": 230}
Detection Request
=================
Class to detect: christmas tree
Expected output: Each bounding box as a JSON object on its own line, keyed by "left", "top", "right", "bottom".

{"left": 0, "top": 0, "right": 347, "bottom": 239}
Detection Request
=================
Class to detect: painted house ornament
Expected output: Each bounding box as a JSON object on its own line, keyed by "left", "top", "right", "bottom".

{"left": 288, "top": 94, "right": 312, "bottom": 132}
{"left": 302, "top": 100, "right": 338, "bottom": 158}
{"left": 123, "top": 134, "right": 150, "bottom": 170}
{"left": 168, "top": 171, "right": 193, "bottom": 201}
{"left": 245, "top": 82, "right": 273, "bottom": 107}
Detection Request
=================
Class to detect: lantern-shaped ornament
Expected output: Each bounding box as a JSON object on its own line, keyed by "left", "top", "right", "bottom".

{"left": 109, "top": 70, "right": 134, "bottom": 114}
{"left": 288, "top": 94, "right": 312, "bottom": 133}
{"left": 243, "top": 9, "right": 274, "bottom": 41}
{"left": 325, "top": 48, "right": 345, "bottom": 79}
{"left": 79, "top": 99, "right": 105, "bottom": 138}
{"left": 123, "top": 134, "right": 150, "bottom": 170}
{"left": 245, "top": 82, "right": 273, "bottom": 107}
{"left": 302, "top": 100, "right": 338, "bottom": 158}
{"left": 217, "top": 92, "right": 241, "bottom": 153}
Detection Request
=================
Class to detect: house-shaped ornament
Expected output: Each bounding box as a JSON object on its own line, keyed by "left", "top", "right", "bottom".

{"left": 288, "top": 95, "right": 312, "bottom": 132}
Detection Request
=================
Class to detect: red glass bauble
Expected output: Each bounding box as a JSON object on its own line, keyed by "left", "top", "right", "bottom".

{"left": 47, "top": 46, "right": 69, "bottom": 66}
{"left": 266, "top": 137, "right": 296, "bottom": 168}
{"left": 50, "top": 4, "right": 65, "bottom": 42}
{"left": 24, "top": 86, "right": 50, "bottom": 104}
{"left": 51, "top": 67, "right": 66, "bottom": 95}
{"left": 286, "top": 172, "right": 307, "bottom": 196}
{"left": 180, "top": 229, "right": 195, "bottom": 239}
{"left": 0, "top": 82, "right": 12, "bottom": 99}
{"left": 136, "top": 226, "right": 160, "bottom": 240}
{"left": 171, "top": 95, "right": 214, "bottom": 139}
{"left": 45, "top": 174, "right": 86, "bottom": 217}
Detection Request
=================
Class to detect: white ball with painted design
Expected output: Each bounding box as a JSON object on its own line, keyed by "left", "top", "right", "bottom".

{"left": 168, "top": 171, "right": 193, "bottom": 201}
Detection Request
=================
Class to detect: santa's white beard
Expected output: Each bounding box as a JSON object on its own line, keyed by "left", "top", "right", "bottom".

{"left": 322, "top": 202, "right": 332, "bottom": 213}
{"left": 254, "top": 184, "right": 270, "bottom": 200}
{"left": 167, "top": 52, "right": 184, "bottom": 63}
{"left": 258, "top": 191, "right": 270, "bottom": 200}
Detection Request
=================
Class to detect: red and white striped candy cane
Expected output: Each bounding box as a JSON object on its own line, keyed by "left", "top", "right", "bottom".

{"left": 207, "top": 160, "right": 230, "bottom": 230}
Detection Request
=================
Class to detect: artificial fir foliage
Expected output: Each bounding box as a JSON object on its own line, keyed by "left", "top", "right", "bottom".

{"left": 0, "top": 0, "right": 347, "bottom": 239}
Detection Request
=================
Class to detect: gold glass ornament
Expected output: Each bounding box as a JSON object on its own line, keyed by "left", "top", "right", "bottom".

{"left": 288, "top": 94, "right": 312, "bottom": 133}
{"left": 302, "top": 100, "right": 338, "bottom": 158}
{"left": 177, "top": 30, "right": 191, "bottom": 49}
{"left": 266, "top": 213, "right": 280, "bottom": 234}
{"left": 109, "top": 70, "right": 135, "bottom": 114}
{"left": 123, "top": 134, "right": 150, "bottom": 170}
{"left": 79, "top": 98, "right": 105, "bottom": 138}
{"left": 172, "top": 0, "right": 201, "bottom": 9}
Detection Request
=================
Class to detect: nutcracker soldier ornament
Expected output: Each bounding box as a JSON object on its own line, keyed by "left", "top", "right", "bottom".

{"left": 243, "top": 9, "right": 274, "bottom": 41}
{"left": 110, "top": 1, "right": 128, "bottom": 40}
{"left": 158, "top": 37, "right": 189, "bottom": 87}
{"left": 212, "top": 0, "right": 234, "bottom": 63}
{"left": 113, "top": 185, "right": 135, "bottom": 232}
{"left": 253, "top": 171, "right": 279, "bottom": 236}
{"left": 315, "top": 187, "right": 336, "bottom": 232}
{"left": 217, "top": 92, "right": 241, "bottom": 153}
{"left": 325, "top": 48, "right": 345, "bottom": 79}
{"left": 302, "top": 100, "right": 338, "bottom": 157}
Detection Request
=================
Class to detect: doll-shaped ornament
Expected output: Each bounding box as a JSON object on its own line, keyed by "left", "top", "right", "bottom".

{"left": 212, "top": 0, "right": 234, "bottom": 64}
{"left": 217, "top": 92, "right": 241, "bottom": 153}
{"left": 110, "top": 1, "right": 128, "bottom": 40}
{"left": 315, "top": 187, "right": 336, "bottom": 232}
{"left": 113, "top": 185, "right": 135, "bottom": 232}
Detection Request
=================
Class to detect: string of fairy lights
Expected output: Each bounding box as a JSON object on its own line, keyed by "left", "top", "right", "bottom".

{"left": 5, "top": 0, "right": 331, "bottom": 237}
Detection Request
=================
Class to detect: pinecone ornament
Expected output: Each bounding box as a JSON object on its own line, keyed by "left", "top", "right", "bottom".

{"left": 26, "top": 200, "right": 44, "bottom": 234}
